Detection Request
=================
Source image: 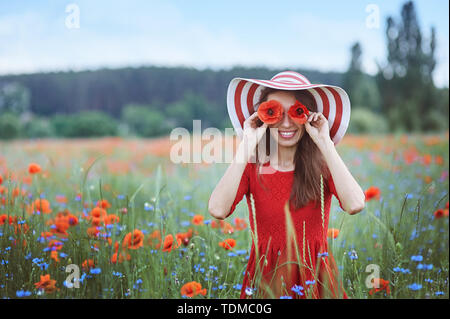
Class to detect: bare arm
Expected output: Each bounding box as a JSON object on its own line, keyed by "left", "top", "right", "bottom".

{"left": 318, "top": 137, "right": 366, "bottom": 215}
{"left": 208, "top": 113, "right": 267, "bottom": 220}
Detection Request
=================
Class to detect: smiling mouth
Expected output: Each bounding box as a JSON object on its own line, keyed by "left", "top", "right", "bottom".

{"left": 278, "top": 130, "right": 298, "bottom": 139}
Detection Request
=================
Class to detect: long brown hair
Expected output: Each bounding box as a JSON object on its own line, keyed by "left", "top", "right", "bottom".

{"left": 254, "top": 87, "right": 332, "bottom": 210}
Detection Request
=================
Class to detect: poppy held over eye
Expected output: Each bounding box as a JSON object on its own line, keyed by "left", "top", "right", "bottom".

{"left": 287, "top": 100, "right": 310, "bottom": 125}
{"left": 257, "top": 100, "right": 283, "bottom": 124}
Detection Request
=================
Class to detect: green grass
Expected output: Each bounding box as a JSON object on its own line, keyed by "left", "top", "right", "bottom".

{"left": 0, "top": 133, "right": 448, "bottom": 299}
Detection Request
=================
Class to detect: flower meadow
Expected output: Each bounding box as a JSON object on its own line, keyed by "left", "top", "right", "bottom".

{"left": 0, "top": 133, "right": 448, "bottom": 299}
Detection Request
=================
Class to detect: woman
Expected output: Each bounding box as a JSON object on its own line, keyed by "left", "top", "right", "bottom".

{"left": 208, "top": 71, "right": 365, "bottom": 299}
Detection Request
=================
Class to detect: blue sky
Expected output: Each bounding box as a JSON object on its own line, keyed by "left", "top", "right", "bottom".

{"left": 0, "top": 0, "right": 448, "bottom": 86}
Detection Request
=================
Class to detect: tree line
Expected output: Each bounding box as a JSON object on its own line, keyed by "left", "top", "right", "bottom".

{"left": 0, "top": 1, "right": 448, "bottom": 139}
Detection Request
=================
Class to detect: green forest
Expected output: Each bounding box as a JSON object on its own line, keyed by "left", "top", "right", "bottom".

{"left": 0, "top": 1, "right": 448, "bottom": 139}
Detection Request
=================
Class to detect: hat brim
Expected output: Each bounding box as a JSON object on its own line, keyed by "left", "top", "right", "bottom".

{"left": 227, "top": 77, "right": 351, "bottom": 145}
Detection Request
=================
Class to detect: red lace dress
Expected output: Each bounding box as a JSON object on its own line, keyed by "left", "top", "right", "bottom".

{"left": 226, "top": 161, "right": 348, "bottom": 299}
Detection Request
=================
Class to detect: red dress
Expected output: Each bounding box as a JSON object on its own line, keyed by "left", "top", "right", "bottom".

{"left": 226, "top": 161, "right": 348, "bottom": 299}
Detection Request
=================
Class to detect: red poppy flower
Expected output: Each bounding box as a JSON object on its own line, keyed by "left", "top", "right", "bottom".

{"left": 218, "top": 238, "right": 236, "bottom": 250}
{"left": 369, "top": 278, "right": 390, "bottom": 295}
{"left": 162, "top": 234, "right": 181, "bottom": 252}
{"left": 34, "top": 274, "right": 57, "bottom": 294}
{"left": 176, "top": 229, "right": 193, "bottom": 246}
{"left": 180, "top": 281, "right": 207, "bottom": 298}
{"left": 287, "top": 100, "right": 310, "bottom": 124}
{"left": 364, "top": 186, "right": 381, "bottom": 202}
{"left": 233, "top": 217, "right": 247, "bottom": 231}
{"left": 434, "top": 208, "right": 448, "bottom": 219}
{"left": 192, "top": 214, "right": 204, "bottom": 225}
{"left": 123, "top": 229, "right": 144, "bottom": 250}
{"left": 111, "top": 252, "right": 131, "bottom": 264}
{"left": 257, "top": 100, "right": 283, "bottom": 124}
{"left": 327, "top": 228, "right": 340, "bottom": 239}
{"left": 82, "top": 259, "right": 95, "bottom": 270}
{"left": 28, "top": 163, "right": 41, "bottom": 174}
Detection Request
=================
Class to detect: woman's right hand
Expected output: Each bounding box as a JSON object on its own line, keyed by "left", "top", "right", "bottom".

{"left": 240, "top": 112, "right": 268, "bottom": 161}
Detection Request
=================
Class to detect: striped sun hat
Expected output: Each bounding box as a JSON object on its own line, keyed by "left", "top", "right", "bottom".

{"left": 226, "top": 70, "right": 351, "bottom": 145}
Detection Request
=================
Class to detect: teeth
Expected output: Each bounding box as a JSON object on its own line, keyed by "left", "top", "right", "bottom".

{"left": 279, "top": 131, "right": 296, "bottom": 138}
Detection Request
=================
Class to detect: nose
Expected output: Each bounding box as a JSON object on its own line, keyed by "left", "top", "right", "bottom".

{"left": 280, "top": 109, "right": 293, "bottom": 128}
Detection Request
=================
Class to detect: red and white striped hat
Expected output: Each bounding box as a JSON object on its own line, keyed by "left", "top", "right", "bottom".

{"left": 227, "top": 70, "right": 351, "bottom": 145}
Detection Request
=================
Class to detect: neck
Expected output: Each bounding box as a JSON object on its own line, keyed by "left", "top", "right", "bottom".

{"left": 271, "top": 144, "right": 296, "bottom": 168}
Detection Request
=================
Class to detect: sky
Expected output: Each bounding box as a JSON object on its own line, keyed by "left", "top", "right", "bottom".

{"left": 0, "top": 0, "right": 448, "bottom": 87}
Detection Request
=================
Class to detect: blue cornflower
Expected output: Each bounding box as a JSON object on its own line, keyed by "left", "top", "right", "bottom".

{"left": 291, "top": 285, "right": 304, "bottom": 296}
{"left": 228, "top": 252, "right": 237, "bottom": 257}
{"left": 233, "top": 284, "right": 242, "bottom": 290}
{"left": 435, "top": 291, "right": 444, "bottom": 296}
{"left": 411, "top": 255, "right": 423, "bottom": 262}
{"left": 408, "top": 283, "right": 422, "bottom": 291}
{"left": 424, "top": 278, "right": 433, "bottom": 283}
{"left": 90, "top": 268, "right": 101, "bottom": 274}
{"left": 235, "top": 250, "right": 247, "bottom": 256}
{"left": 184, "top": 195, "right": 192, "bottom": 201}
{"left": 16, "top": 290, "right": 32, "bottom": 297}
{"left": 317, "top": 252, "right": 328, "bottom": 258}
{"left": 280, "top": 295, "right": 293, "bottom": 299}
{"left": 348, "top": 250, "right": 358, "bottom": 260}
{"left": 209, "top": 266, "right": 218, "bottom": 271}
{"left": 305, "top": 280, "right": 316, "bottom": 285}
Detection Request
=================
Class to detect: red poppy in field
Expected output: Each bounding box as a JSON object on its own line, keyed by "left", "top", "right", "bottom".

{"left": 82, "top": 259, "right": 95, "bottom": 270}
{"left": 111, "top": 252, "right": 131, "bottom": 264}
{"left": 34, "top": 274, "right": 57, "bottom": 294}
{"left": 435, "top": 155, "right": 444, "bottom": 165}
{"left": 122, "top": 229, "right": 144, "bottom": 250}
{"left": 28, "top": 163, "right": 42, "bottom": 174}
{"left": 68, "top": 214, "right": 79, "bottom": 226}
{"left": 221, "top": 221, "right": 234, "bottom": 234}
{"left": 364, "top": 186, "right": 381, "bottom": 202}
{"left": 91, "top": 217, "right": 102, "bottom": 227}
{"left": 50, "top": 250, "right": 59, "bottom": 262}
{"left": 233, "top": 217, "right": 247, "bottom": 231}
{"left": 192, "top": 215, "right": 204, "bottom": 225}
{"left": 162, "top": 234, "right": 181, "bottom": 252}
{"left": 90, "top": 207, "right": 107, "bottom": 219}
{"left": 257, "top": 100, "right": 284, "bottom": 124}
{"left": 180, "top": 281, "right": 207, "bottom": 298}
{"left": 210, "top": 220, "right": 219, "bottom": 228}
{"left": 28, "top": 198, "right": 52, "bottom": 214}
{"left": 433, "top": 208, "right": 449, "bottom": 219}
{"left": 104, "top": 214, "right": 120, "bottom": 225}
{"left": 52, "top": 217, "right": 70, "bottom": 236}
{"left": 48, "top": 239, "right": 63, "bottom": 251}
{"left": 176, "top": 228, "right": 193, "bottom": 246}
{"left": 0, "top": 214, "right": 7, "bottom": 225}
{"left": 219, "top": 238, "right": 236, "bottom": 250}
{"left": 287, "top": 100, "right": 310, "bottom": 125}
{"left": 0, "top": 174, "right": 2, "bottom": 184}
{"left": 96, "top": 199, "right": 111, "bottom": 209}
{"left": 87, "top": 226, "right": 100, "bottom": 238}
{"left": 369, "top": 278, "right": 390, "bottom": 295}
{"left": 327, "top": 228, "right": 340, "bottom": 239}
{"left": 422, "top": 154, "right": 432, "bottom": 166}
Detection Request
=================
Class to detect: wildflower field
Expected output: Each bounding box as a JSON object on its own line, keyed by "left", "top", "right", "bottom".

{"left": 0, "top": 133, "right": 448, "bottom": 299}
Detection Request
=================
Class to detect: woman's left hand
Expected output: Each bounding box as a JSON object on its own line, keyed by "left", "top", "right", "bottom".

{"left": 304, "top": 112, "right": 332, "bottom": 145}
